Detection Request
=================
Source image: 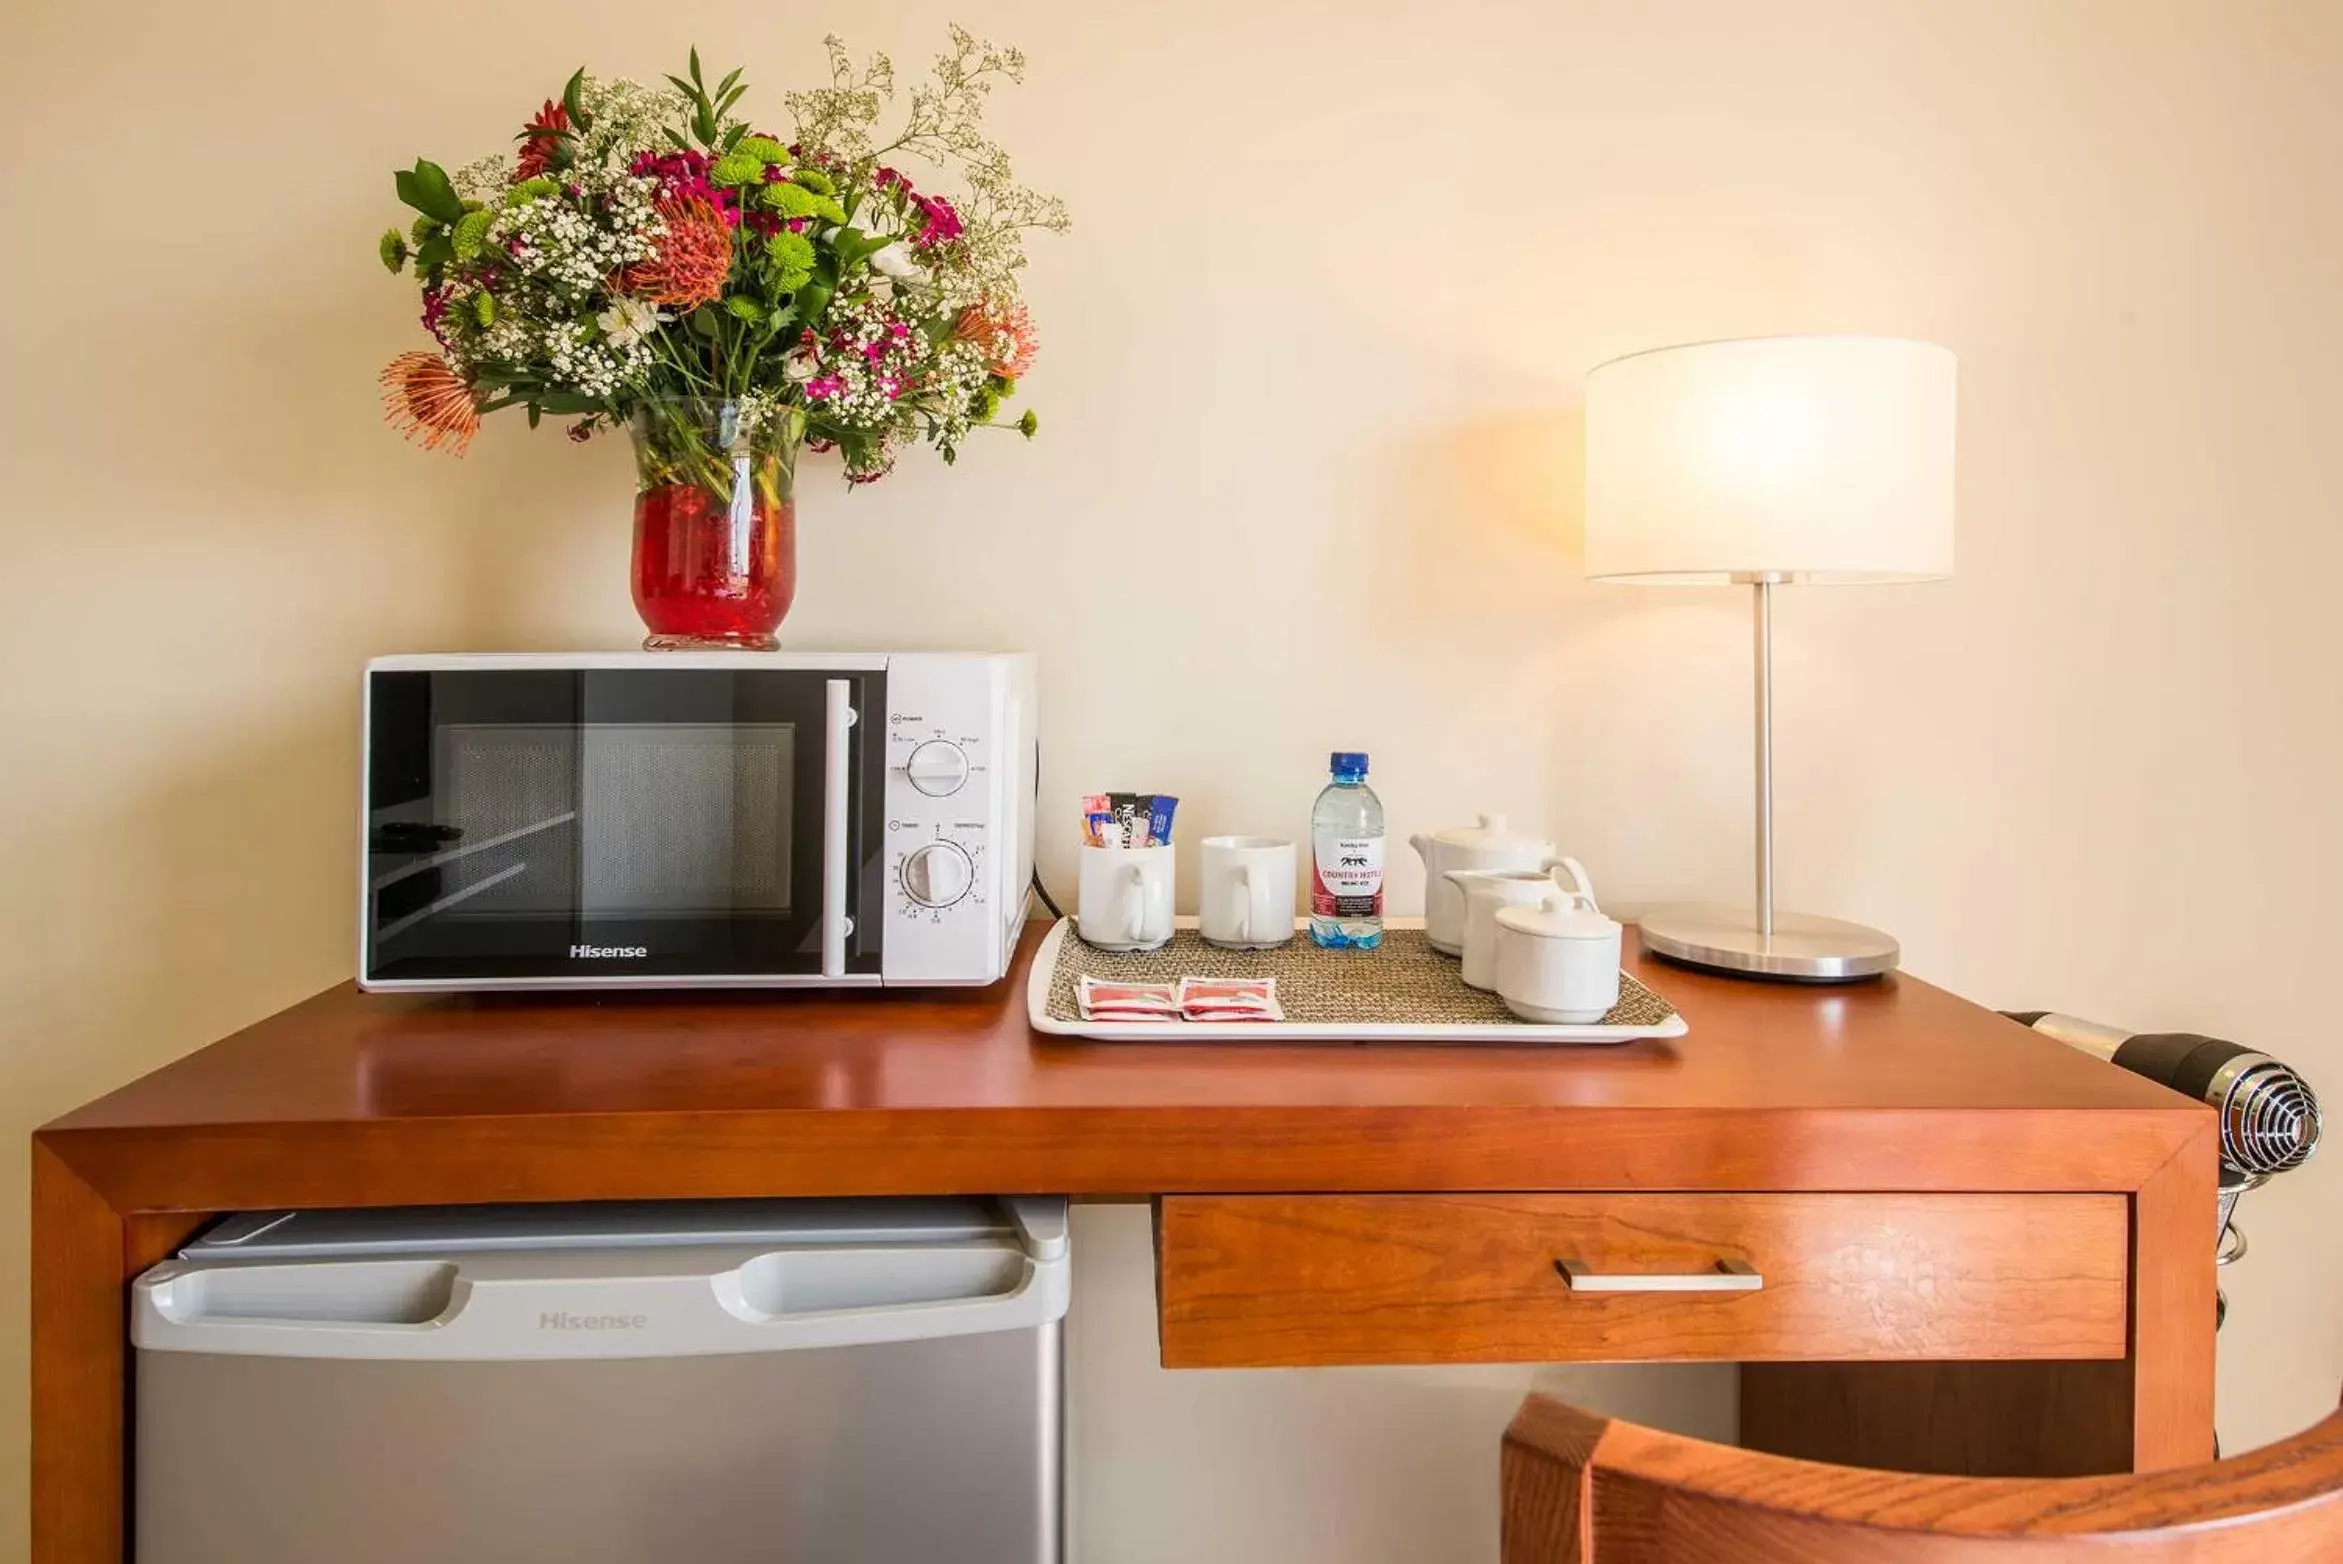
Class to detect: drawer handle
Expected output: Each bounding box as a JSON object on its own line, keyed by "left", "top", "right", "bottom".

{"left": 1554, "top": 1259, "right": 1763, "bottom": 1294}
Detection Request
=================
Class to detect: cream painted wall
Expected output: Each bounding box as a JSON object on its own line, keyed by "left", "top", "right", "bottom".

{"left": 5, "top": 0, "right": 2341, "bottom": 1557}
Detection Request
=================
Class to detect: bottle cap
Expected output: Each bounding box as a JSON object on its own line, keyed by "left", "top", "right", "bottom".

{"left": 1329, "top": 751, "right": 1369, "bottom": 780}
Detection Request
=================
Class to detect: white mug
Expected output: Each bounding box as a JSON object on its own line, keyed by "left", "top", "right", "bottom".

{"left": 1077, "top": 843, "right": 1174, "bottom": 951}
{"left": 1447, "top": 857, "right": 1593, "bottom": 991}
{"left": 1199, "top": 836, "right": 1297, "bottom": 950}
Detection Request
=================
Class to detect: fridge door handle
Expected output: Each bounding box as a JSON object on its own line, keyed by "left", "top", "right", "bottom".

{"left": 822, "top": 678, "right": 857, "bottom": 978}
{"left": 132, "top": 1247, "right": 1069, "bottom": 1362}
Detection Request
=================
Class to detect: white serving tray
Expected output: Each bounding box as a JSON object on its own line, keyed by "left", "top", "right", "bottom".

{"left": 1025, "top": 917, "right": 1688, "bottom": 1045}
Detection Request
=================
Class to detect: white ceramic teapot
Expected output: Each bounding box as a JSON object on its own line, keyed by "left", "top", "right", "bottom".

{"left": 1409, "top": 815, "right": 1562, "bottom": 954}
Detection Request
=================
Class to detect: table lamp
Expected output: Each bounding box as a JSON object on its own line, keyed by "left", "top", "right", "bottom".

{"left": 1583, "top": 335, "right": 1956, "bottom": 981}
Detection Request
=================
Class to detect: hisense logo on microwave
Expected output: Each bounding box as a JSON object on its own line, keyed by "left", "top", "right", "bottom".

{"left": 569, "top": 944, "right": 649, "bottom": 959}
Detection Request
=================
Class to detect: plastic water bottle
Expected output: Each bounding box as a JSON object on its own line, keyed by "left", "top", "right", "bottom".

{"left": 1309, "top": 751, "right": 1386, "bottom": 949}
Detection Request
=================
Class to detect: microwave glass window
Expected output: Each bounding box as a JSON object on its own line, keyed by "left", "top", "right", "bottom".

{"left": 576, "top": 724, "right": 793, "bottom": 915}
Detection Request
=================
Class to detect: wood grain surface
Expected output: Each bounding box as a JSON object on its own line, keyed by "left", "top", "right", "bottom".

{"left": 40, "top": 925, "right": 2206, "bottom": 1212}
{"left": 1504, "top": 1387, "right": 2343, "bottom": 1562}
{"left": 1157, "top": 1194, "right": 2130, "bottom": 1368}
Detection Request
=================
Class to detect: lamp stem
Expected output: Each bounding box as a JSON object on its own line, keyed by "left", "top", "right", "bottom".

{"left": 1753, "top": 577, "right": 1775, "bottom": 939}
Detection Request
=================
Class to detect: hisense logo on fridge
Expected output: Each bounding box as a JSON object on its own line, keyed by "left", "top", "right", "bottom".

{"left": 538, "top": 1311, "right": 649, "bottom": 1332}
{"left": 569, "top": 944, "right": 649, "bottom": 959}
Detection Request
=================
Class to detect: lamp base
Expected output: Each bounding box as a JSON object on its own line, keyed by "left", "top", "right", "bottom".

{"left": 1637, "top": 905, "right": 1899, "bottom": 983}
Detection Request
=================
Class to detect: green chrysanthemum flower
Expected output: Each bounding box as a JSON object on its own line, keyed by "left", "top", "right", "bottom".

{"left": 757, "top": 183, "right": 845, "bottom": 224}
{"left": 474, "top": 292, "right": 497, "bottom": 326}
{"left": 450, "top": 209, "right": 494, "bottom": 263}
{"left": 791, "top": 168, "right": 835, "bottom": 196}
{"left": 766, "top": 230, "right": 815, "bottom": 273}
{"left": 1017, "top": 409, "right": 1039, "bottom": 439}
{"left": 379, "top": 229, "right": 409, "bottom": 274}
{"left": 708, "top": 151, "right": 765, "bottom": 186}
{"left": 504, "top": 176, "right": 561, "bottom": 207}
{"left": 733, "top": 135, "right": 787, "bottom": 165}
{"left": 759, "top": 183, "right": 818, "bottom": 217}
{"left": 410, "top": 215, "right": 440, "bottom": 243}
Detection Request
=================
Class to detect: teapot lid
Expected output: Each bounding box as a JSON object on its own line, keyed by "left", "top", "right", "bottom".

{"left": 1496, "top": 892, "right": 1619, "bottom": 941}
{"left": 1427, "top": 813, "right": 1553, "bottom": 852}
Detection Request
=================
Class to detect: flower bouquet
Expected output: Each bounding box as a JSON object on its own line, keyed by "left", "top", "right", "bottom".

{"left": 379, "top": 31, "right": 1066, "bottom": 647}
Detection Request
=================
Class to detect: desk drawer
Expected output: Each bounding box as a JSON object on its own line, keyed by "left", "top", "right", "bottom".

{"left": 1155, "top": 1194, "right": 2129, "bottom": 1368}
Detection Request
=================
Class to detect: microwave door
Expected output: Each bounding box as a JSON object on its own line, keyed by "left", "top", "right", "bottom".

{"left": 365, "top": 666, "right": 877, "bottom": 986}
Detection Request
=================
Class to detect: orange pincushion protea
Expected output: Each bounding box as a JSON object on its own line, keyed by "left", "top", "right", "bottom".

{"left": 953, "top": 298, "right": 1038, "bottom": 381}
{"left": 379, "top": 350, "right": 480, "bottom": 455}
{"left": 621, "top": 196, "right": 734, "bottom": 307}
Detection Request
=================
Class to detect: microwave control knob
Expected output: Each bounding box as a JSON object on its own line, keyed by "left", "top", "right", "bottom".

{"left": 901, "top": 841, "right": 974, "bottom": 908}
{"left": 904, "top": 740, "right": 970, "bottom": 797}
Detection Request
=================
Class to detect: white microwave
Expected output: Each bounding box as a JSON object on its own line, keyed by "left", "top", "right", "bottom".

{"left": 359, "top": 651, "right": 1035, "bottom": 990}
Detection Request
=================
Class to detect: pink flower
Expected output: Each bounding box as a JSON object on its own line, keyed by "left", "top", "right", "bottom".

{"left": 630, "top": 149, "right": 742, "bottom": 225}
{"left": 910, "top": 193, "right": 963, "bottom": 248}
{"left": 806, "top": 373, "right": 846, "bottom": 401}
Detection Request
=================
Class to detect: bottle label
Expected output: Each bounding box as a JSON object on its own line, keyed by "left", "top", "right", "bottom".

{"left": 1311, "top": 833, "right": 1385, "bottom": 918}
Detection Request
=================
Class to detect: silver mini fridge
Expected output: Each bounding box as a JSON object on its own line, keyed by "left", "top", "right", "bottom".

{"left": 132, "top": 1197, "right": 1068, "bottom": 1564}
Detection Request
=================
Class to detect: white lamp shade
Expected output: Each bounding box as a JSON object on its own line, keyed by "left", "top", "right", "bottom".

{"left": 1583, "top": 335, "right": 1956, "bottom": 584}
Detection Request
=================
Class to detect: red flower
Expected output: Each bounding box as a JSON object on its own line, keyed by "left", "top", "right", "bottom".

{"left": 954, "top": 298, "right": 1038, "bottom": 380}
{"left": 515, "top": 99, "right": 571, "bottom": 181}
{"left": 380, "top": 351, "right": 480, "bottom": 456}
{"left": 621, "top": 196, "right": 734, "bottom": 307}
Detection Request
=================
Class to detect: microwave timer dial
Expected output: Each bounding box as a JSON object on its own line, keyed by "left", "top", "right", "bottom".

{"left": 899, "top": 840, "right": 975, "bottom": 909}
{"left": 903, "top": 740, "right": 970, "bottom": 797}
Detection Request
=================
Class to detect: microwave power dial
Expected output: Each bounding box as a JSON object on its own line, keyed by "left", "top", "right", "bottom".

{"left": 900, "top": 841, "right": 975, "bottom": 908}
{"left": 904, "top": 740, "right": 970, "bottom": 797}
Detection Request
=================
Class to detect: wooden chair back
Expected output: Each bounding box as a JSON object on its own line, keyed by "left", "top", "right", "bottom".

{"left": 1503, "top": 1391, "right": 2343, "bottom": 1562}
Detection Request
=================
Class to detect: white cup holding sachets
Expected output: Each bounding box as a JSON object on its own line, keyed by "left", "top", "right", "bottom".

{"left": 1199, "top": 836, "right": 1297, "bottom": 950}
{"left": 1077, "top": 843, "right": 1175, "bottom": 951}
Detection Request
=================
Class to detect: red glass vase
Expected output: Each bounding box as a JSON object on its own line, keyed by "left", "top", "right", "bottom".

{"left": 629, "top": 400, "right": 800, "bottom": 650}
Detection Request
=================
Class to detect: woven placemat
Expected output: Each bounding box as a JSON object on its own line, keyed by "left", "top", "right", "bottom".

{"left": 1042, "top": 924, "right": 1676, "bottom": 1030}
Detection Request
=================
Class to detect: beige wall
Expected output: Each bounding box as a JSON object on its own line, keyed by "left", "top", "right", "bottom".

{"left": 6, "top": 0, "right": 2342, "bottom": 1556}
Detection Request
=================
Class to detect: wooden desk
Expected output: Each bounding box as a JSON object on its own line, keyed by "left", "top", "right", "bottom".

{"left": 31, "top": 925, "right": 2217, "bottom": 1563}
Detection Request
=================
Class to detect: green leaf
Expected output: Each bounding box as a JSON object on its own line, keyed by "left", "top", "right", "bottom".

{"left": 830, "top": 226, "right": 887, "bottom": 267}
{"left": 394, "top": 159, "right": 466, "bottom": 224}
{"left": 792, "top": 281, "right": 833, "bottom": 327}
{"left": 527, "top": 402, "right": 544, "bottom": 429}
{"left": 414, "top": 234, "right": 454, "bottom": 274}
{"left": 688, "top": 46, "right": 703, "bottom": 87}
{"left": 532, "top": 391, "right": 605, "bottom": 414}
{"left": 562, "top": 67, "right": 589, "bottom": 131}
{"left": 688, "top": 307, "right": 722, "bottom": 340}
{"left": 715, "top": 66, "right": 742, "bottom": 98}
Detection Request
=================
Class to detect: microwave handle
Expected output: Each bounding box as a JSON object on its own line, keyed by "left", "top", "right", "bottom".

{"left": 821, "top": 679, "right": 858, "bottom": 977}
